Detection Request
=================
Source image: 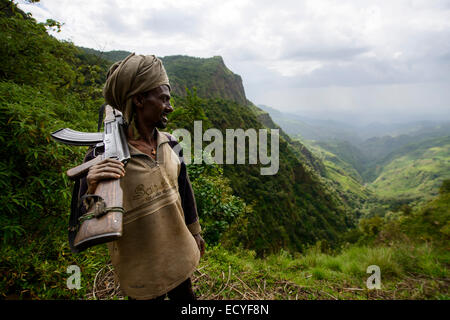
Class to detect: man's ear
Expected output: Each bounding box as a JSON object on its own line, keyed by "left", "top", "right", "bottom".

{"left": 132, "top": 93, "right": 144, "bottom": 108}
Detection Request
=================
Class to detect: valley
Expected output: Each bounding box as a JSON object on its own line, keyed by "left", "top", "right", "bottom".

{"left": 1, "top": 1, "right": 448, "bottom": 300}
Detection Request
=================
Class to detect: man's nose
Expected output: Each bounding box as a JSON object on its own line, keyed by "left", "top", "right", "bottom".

{"left": 165, "top": 101, "right": 174, "bottom": 113}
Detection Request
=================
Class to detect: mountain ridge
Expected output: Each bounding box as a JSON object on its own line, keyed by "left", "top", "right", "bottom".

{"left": 77, "top": 47, "right": 248, "bottom": 105}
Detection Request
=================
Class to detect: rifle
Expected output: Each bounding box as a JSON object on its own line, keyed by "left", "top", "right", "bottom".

{"left": 51, "top": 105, "right": 130, "bottom": 252}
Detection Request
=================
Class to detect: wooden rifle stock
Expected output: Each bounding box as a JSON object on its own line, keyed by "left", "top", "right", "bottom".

{"left": 73, "top": 176, "right": 123, "bottom": 251}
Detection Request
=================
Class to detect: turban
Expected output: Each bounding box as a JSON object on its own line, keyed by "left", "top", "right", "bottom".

{"left": 103, "top": 53, "right": 171, "bottom": 138}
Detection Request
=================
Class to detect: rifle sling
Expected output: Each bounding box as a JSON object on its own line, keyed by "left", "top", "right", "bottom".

{"left": 79, "top": 194, "right": 124, "bottom": 222}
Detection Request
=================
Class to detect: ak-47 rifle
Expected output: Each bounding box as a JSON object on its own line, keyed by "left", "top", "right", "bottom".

{"left": 51, "top": 105, "right": 130, "bottom": 252}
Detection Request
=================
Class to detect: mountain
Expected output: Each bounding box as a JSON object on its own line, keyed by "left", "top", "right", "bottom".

{"left": 76, "top": 46, "right": 131, "bottom": 65}
{"left": 258, "top": 104, "right": 450, "bottom": 145}
{"left": 162, "top": 55, "right": 248, "bottom": 105}
{"left": 77, "top": 47, "right": 248, "bottom": 106}
{"left": 357, "top": 125, "right": 450, "bottom": 180}
{"left": 257, "top": 105, "right": 363, "bottom": 144}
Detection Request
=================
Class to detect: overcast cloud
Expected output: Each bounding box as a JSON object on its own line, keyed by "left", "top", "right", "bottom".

{"left": 18, "top": 0, "right": 450, "bottom": 124}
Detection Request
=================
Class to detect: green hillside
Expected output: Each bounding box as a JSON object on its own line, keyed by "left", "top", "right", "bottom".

{"left": 1, "top": 1, "right": 448, "bottom": 300}
{"left": 301, "top": 140, "right": 373, "bottom": 215}
{"left": 370, "top": 136, "right": 450, "bottom": 201}
{"left": 77, "top": 46, "right": 131, "bottom": 64}
{"left": 258, "top": 104, "right": 450, "bottom": 202}
{"left": 162, "top": 55, "right": 248, "bottom": 105}
{"left": 304, "top": 136, "right": 450, "bottom": 214}
{"left": 311, "top": 140, "right": 368, "bottom": 178}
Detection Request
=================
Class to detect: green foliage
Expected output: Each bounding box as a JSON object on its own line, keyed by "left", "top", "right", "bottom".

{"left": 0, "top": 82, "right": 87, "bottom": 227}
{"left": 0, "top": 4, "right": 77, "bottom": 93}
{"left": 351, "top": 179, "right": 450, "bottom": 248}
{"left": 0, "top": 3, "right": 114, "bottom": 298}
{"left": 0, "top": 80, "right": 107, "bottom": 298}
{"left": 0, "top": 1, "right": 112, "bottom": 104}
{"left": 188, "top": 164, "right": 249, "bottom": 246}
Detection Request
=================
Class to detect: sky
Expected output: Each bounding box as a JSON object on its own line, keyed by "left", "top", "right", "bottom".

{"left": 18, "top": 0, "right": 450, "bottom": 124}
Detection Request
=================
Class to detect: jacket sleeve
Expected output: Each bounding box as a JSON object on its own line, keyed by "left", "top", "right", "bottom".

{"left": 166, "top": 134, "right": 202, "bottom": 235}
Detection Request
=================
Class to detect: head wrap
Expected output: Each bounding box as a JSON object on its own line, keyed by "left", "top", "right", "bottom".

{"left": 103, "top": 53, "right": 171, "bottom": 139}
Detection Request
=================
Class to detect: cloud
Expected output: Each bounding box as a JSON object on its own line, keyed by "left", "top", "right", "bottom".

{"left": 282, "top": 47, "right": 369, "bottom": 61}
{"left": 17, "top": 0, "right": 450, "bottom": 123}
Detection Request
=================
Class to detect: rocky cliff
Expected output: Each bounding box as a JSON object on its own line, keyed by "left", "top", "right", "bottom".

{"left": 161, "top": 55, "right": 247, "bottom": 105}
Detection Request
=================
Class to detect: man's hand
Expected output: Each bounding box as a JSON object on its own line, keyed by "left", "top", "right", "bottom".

{"left": 193, "top": 234, "right": 206, "bottom": 257}
{"left": 86, "top": 158, "right": 125, "bottom": 194}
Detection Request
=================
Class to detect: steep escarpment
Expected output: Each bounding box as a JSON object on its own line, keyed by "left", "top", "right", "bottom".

{"left": 162, "top": 55, "right": 247, "bottom": 105}
{"left": 77, "top": 48, "right": 248, "bottom": 106}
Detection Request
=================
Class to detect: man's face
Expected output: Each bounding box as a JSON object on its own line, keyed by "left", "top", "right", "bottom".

{"left": 139, "top": 85, "right": 173, "bottom": 129}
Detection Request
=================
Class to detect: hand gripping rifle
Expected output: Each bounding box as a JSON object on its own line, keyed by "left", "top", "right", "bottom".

{"left": 51, "top": 105, "right": 130, "bottom": 252}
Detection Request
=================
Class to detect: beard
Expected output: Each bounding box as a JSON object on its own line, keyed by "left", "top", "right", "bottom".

{"left": 155, "top": 116, "right": 168, "bottom": 129}
{"left": 156, "top": 112, "right": 169, "bottom": 129}
{"left": 156, "top": 120, "right": 167, "bottom": 129}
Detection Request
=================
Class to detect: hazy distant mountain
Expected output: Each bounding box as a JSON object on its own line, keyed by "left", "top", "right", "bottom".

{"left": 257, "top": 104, "right": 362, "bottom": 143}
{"left": 258, "top": 104, "right": 450, "bottom": 143}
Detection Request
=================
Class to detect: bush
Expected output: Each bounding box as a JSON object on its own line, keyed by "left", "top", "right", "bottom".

{"left": 188, "top": 164, "right": 249, "bottom": 246}
{"left": 0, "top": 81, "right": 103, "bottom": 298}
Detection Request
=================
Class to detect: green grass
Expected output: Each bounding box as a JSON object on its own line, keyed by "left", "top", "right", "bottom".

{"left": 179, "top": 244, "right": 449, "bottom": 300}
{"left": 198, "top": 243, "right": 448, "bottom": 299}
{"left": 85, "top": 243, "right": 449, "bottom": 300}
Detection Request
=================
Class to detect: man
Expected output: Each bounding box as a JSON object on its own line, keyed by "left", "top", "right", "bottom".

{"left": 79, "top": 53, "right": 205, "bottom": 300}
